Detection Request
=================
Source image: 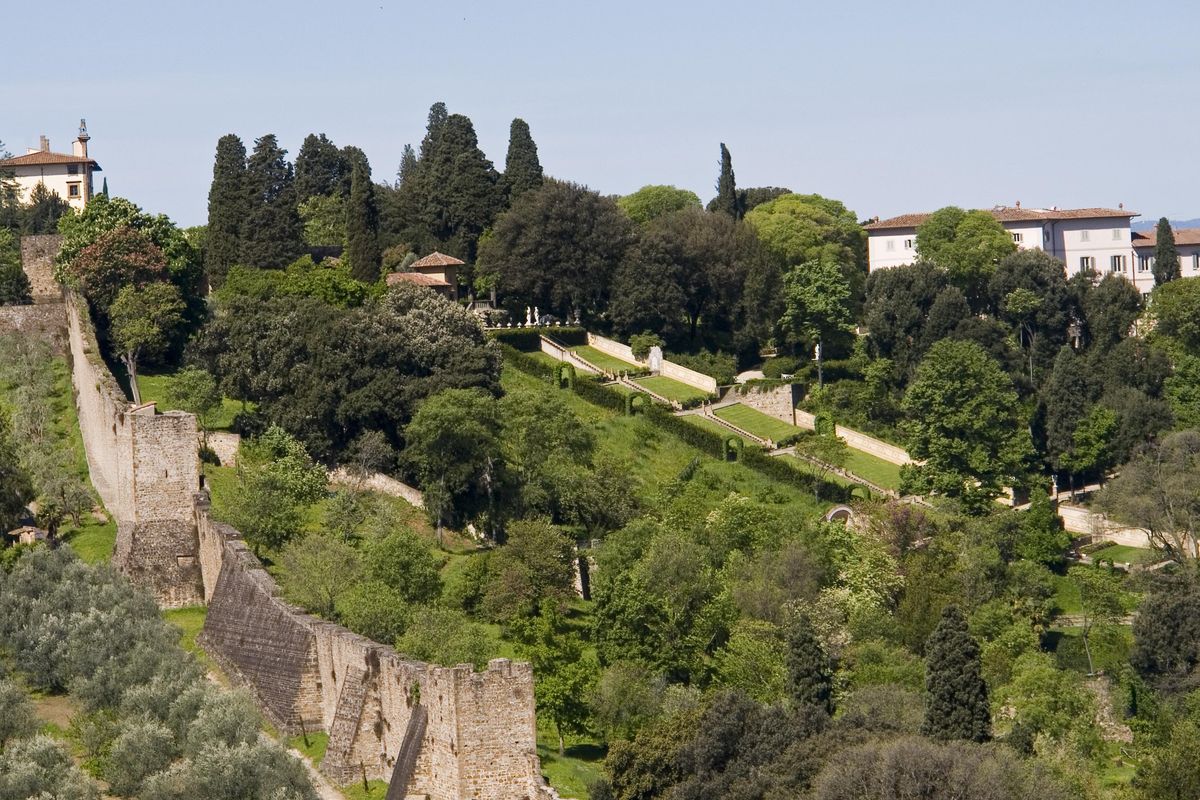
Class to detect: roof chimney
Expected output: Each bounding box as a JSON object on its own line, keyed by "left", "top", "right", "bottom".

{"left": 39, "top": 135, "right": 49, "bottom": 153}
{"left": 1015, "top": 200, "right": 1021, "bottom": 209}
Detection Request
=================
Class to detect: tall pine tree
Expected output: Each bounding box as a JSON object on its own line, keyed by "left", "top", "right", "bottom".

{"left": 338, "top": 146, "right": 370, "bottom": 197}
{"left": 419, "top": 101, "right": 449, "bottom": 161}
{"left": 504, "top": 118, "right": 543, "bottom": 203}
{"left": 345, "top": 160, "right": 381, "bottom": 283}
{"left": 294, "top": 133, "right": 345, "bottom": 201}
{"left": 922, "top": 605, "right": 991, "bottom": 742}
{"left": 785, "top": 613, "right": 833, "bottom": 714}
{"left": 205, "top": 134, "right": 248, "bottom": 287}
{"left": 711, "top": 143, "right": 744, "bottom": 219}
{"left": 1153, "top": 216, "right": 1180, "bottom": 286}
{"left": 240, "top": 134, "right": 303, "bottom": 269}
{"left": 418, "top": 113, "right": 503, "bottom": 265}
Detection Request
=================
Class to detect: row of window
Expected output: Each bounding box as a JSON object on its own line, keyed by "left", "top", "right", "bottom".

{"left": 1083, "top": 253, "right": 1200, "bottom": 274}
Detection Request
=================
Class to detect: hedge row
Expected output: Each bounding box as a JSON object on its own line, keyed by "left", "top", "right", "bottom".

{"left": 500, "top": 346, "right": 848, "bottom": 501}
{"left": 487, "top": 326, "right": 587, "bottom": 352}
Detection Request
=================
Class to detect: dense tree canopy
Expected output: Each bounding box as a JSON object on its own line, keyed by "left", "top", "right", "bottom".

{"left": 240, "top": 134, "right": 302, "bottom": 269}
{"left": 617, "top": 185, "right": 702, "bottom": 226}
{"left": 916, "top": 207, "right": 1016, "bottom": 306}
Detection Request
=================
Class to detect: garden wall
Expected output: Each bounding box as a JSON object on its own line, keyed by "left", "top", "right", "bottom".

{"left": 736, "top": 383, "right": 800, "bottom": 425}
{"left": 587, "top": 332, "right": 717, "bottom": 393}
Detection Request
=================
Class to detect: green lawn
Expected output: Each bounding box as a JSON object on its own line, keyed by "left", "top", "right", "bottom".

{"left": 1052, "top": 573, "right": 1083, "bottom": 615}
{"left": 288, "top": 731, "right": 329, "bottom": 765}
{"left": 843, "top": 449, "right": 903, "bottom": 491}
{"left": 343, "top": 780, "right": 389, "bottom": 800}
{"left": 1089, "top": 544, "right": 1161, "bottom": 565}
{"left": 570, "top": 345, "right": 641, "bottom": 374}
{"left": 136, "top": 371, "right": 247, "bottom": 430}
{"left": 713, "top": 403, "right": 800, "bottom": 443}
{"left": 164, "top": 606, "right": 208, "bottom": 656}
{"left": 633, "top": 375, "right": 713, "bottom": 405}
{"left": 63, "top": 517, "right": 116, "bottom": 564}
{"left": 684, "top": 413, "right": 741, "bottom": 438}
{"left": 538, "top": 731, "right": 605, "bottom": 800}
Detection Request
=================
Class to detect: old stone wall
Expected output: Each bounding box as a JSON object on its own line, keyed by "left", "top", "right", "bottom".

{"left": 20, "top": 234, "right": 63, "bottom": 304}
{"left": 194, "top": 494, "right": 551, "bottom": 799}
{"left": 0, "top": 304, "right": 67, "bottom": 351}
{"left": 66, "top": 294, "right": 203, "bottom": 605}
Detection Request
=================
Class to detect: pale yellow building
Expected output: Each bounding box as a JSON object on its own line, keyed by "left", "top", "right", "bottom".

{"left": 1, "top": 120, "right": 101, "bottom": 211}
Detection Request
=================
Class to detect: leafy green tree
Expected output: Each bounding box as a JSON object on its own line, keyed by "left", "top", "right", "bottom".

{"left": 863, "top": 260, "right": 948, "bottom": 375}
{"left": 403, "top": 389, "right": 503, "bottom": 539}
{"left": 105, "top": 719, "right": 177, "bottom": 797}
{"left": 901, "top": 339, "right": 1033, "bottom": 510}
{"left": 713, "top": 619, "right": 787, "bottom": 704}
{"left": 1058, "top": 404, "right": 1118, "bottom": 491}
{"left": 204, "top": 134, "right": 247, "bottom": 288}
{"left": 503, "top": 118, "right": 543, "bottom": 203}
{"left": 276, "top": 533, "right": 364, "bottom": 618}
{"left": 1136, "top": 717, "right": 1200, "bottom": 799}
{"left": 0, "top": 228, "right": 31, "bottom": 305}
{"left": 785, "top": 612, "right": 832, "bottom": 713}
{"left": 1040, "top": 346, "right": 1097, "bottom": 475}
{"left": 1014, "top": 488, "right": 1071, "bottom": 566}
{"left": 162, "top": 367, "right": 222, "bottom": 446}
{"left": 334, "top": 580, "right": 409, "bottom": 643}
{"left": 916, "top": 207, "right": 1016, "bottom": 306}
{"left": 64, "top": 226, "right": 169, "bottom": 315}
{"left": 479, "top": 179, "right": 633, "bottom": 322}
{"left": 793, "top": 432, "right": 848, "bottom": 497}
{"left": 1080, "top": 272, "right": 1142, "bottom": 351}
{"left": 1153, "top": 216, "right": 1181, "bottom": 286}
{"left": 225, "top": 427, "right": 326, "bottom": 554}
{"left": 745, "top": 192, "right": 868, "bottom": 300}
{"left": 1097, "top": 429, "right": 1200, "bottom": 562}
{"left": 344, "top": 160, "right": 381, "bottom": 282}
{"left": 710, "top": 143, "right": 742, "bottom": 218}
{"left": 740, "top": 186, "right": 792, "bottom": 213}
{"left": 780, "top": 261, "right": 853, "bottom": 385}
{"left": 617, "top": 185, "right": 701, "bottom": 225}
{"left": 515, "top": 607, "right": 598, "bottom": 754}
{"left": 1150, "top": 275, "right": 1200, "bottom": 351}
{"left": 109, "top": 283, "right": 185, "bottom": 403}
{"left": 240, "top": 134, "right": 302, "bottom": 269}
{"left": 0, "top": 735, "right": 100, "bottom": 800}
{"left": 297, "top": 194, "right": 345, "bottom": 247}
{"left": 922, "top": 605, "right": 990, "bottom": 742}
{"left": 588, "top": 662, "right": 665, "bottom": 743}
{"left": 1069, "top": 565, "right": 1126, "bottom": 675}
{"left": 1131, "top": 574, "right": 1200, "bottom": 689}
{"left": 293, "top": 133, "right": 345, "bottom": 202}
{"left": 481, "top": 519, "right": 577, "bottom": 621}
{"left": 395, "top": 606, "right": 493, "bottom": 668}
{"left": 364, "top": 528, "right": 442, "bottom": 604}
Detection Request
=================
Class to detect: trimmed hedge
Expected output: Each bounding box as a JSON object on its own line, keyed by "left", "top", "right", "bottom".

{"left": 487, "top": 325, "right": 587, "bottom": 352}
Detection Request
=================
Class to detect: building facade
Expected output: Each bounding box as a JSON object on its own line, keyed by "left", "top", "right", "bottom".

{"left": 863, "top": 205, "right": 1192, "bottom": 294}
{"left": 0, "top": 120, "right": 101, "bottom": 211}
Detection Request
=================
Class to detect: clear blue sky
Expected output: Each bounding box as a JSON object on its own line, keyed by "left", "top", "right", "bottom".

{"left": 7, "top": 0, "right": 1199, "bottom": 227}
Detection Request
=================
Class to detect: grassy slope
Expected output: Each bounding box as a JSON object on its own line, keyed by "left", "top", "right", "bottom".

{"left": 633, "top": 374, "right": 712, "bottom": 404}
{"left": 136, "top": 371, "right": 248, "bottom": 430}
{"left": 842, "top": 449, "right": 903, "bottom": 491}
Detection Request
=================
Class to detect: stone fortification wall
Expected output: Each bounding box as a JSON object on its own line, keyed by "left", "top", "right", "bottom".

{"left": 66, "top": 294, "right": 204, "bottom": 606}
{"left": 195, "top": 499, "right": 551, "bottom": 799}
{"left": 20, "top": 234, "right": 63, "bottom": 304}
{"left": 0, "top": 304, "right": 67, "bottom": 351}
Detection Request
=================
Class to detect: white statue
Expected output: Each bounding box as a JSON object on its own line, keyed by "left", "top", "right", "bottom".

{"left": 525, "top": 306, "right": 533, "bottom": 326}
{"left": 534, "top": 306, "right": 541, "bottom": 325}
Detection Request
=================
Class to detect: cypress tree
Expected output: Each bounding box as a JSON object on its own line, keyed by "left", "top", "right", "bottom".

{"left": 712, "top": 143, "right": 744, "bottom": 219}
{"left": 240, "top": 134, "right": 303, "bottom": 270}
{"left": 419, "top": 102, "right": 449, "bottom": 161}
{"left": 418, "top": 113, "right": 503, "bottom": 263}
{"left": 338, "top": 146, "right": 370, "bottom": 198}
{"left": 1153, "top": 216, "right": 1180, "bottom": 286}
{"left": 503, "top": 118, "right": 543, "bottom": 203}
{"left": 294, "top": 133, "right": 344, "bottom": 201}
{"left": 345, "top": 160, "right": 381, "bottom": 283}
{"left": 205, "top": 134, "right": 248, "bottom": 287}
{"left": 100, "top": 177, "right": 109, "bottom": 197}
{"left": 785, "top": 613, "right": 833, "bottom": 714}
{"left": 396, "top": 144, "right": 418, "bottom": 188}
{"left": 922, "top": 605, "right": 991, "bottom": 742}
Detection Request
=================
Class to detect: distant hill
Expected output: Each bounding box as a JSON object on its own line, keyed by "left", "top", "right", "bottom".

{"left": 1131, "top": 217, "right": 1200, "bottom": 231}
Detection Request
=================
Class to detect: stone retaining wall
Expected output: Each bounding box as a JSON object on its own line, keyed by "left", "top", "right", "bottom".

{"left": 587, "top": 332, "right": 717, "bottom": 393}
{"left": 735, "top": 383, "right": 799, "bottom": 425}
{"left": 20, "top": 234, "right": 62, "bottom": 304}
{"left": 0, "top": 304, "right": 67, "bottom": 351}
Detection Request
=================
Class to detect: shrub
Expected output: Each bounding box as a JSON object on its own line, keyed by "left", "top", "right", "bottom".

{"left": 666, "top": 351, "right": 737, "bottom": 386}
{"left": 630, "top": 332, "right": 664, "bottom": 360}
{"left": 488, "top": 326, "right": 587, "bottom": 351}
{"left": 762, "top": 356, "right": 800, "bottom": 379}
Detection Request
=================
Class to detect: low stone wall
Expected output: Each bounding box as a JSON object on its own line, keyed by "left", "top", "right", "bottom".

{"left": 0, "top": 304, "right": 66, "bottom": 351}
{"left": 587, "top": 333, "right": 716, "bottom": 393}
{"left": 834, "top": 425, "right": 912, "bottom": 466}
{"left": 539, "top": 336, "right": 600, "bottom": 375}
{"left": 328, "top": 468, "right": 424, "bottom": 508}
{"left": 586, "top": 332, "right": 638, "bottom": 364}
{"left": 20, "top": 234, "right": 63, "bottom": 304}
{"left": 1059, "top": 504, "right": 1152, "bottom": 548}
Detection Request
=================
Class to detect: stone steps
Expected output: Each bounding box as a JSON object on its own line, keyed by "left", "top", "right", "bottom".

{"left": 321, "top": 665, "right": 370, "bottom": 784}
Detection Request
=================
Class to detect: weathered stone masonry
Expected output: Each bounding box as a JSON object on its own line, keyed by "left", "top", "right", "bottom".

{"left": 65, "top": 289, "right": 554, "bottom": 799}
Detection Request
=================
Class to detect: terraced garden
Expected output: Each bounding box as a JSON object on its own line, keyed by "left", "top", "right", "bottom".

{"left": 634, "top": 374, "right": 713, "bottom": 405}
{"left": 569, "top": 345, "right": 642, "bottom": 373}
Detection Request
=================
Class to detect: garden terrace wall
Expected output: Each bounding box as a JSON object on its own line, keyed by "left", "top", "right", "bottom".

{"left": 586, "top": 333, "right": 717, "bottom": 394}
{"left": 735, "top": 383, "right": 801, "bottom": 425}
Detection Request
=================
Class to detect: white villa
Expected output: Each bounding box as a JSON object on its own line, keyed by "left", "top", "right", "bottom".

{"left": 0, "top": 120, "right": 101, "bottom": 211}
{"left": 865, "top": 204, "right": 1200, "bottom": 295}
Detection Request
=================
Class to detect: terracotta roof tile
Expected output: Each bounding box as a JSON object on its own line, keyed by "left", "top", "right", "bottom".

{"left": 386, "top": 272, "right": 451, "bottom": 287}
{"left": 0, "top": 150, "right": 100, "bottom": 168}
{"left": 409, "top": 251, "right": 464, "bottom": 269}
{"left": 864, "top": 206, "right": 1137, "bottom": 231}
{"left": 1131, "top": 228, "right": 1200, "bottom": 248}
